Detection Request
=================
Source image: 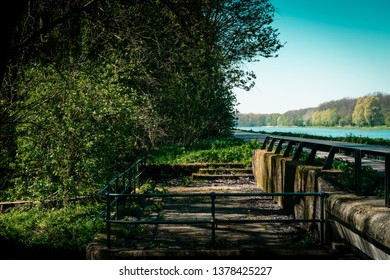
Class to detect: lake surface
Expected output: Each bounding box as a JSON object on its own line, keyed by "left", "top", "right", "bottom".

{"left": 237, "top": 126, "right": 390, "bottom": 140}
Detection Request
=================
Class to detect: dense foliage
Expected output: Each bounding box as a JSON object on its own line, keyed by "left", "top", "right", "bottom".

{"left": 237, "top": 92, "right": 390, "bottom": 127}
{"left": 0, "top": 0, "right": 282, "bottom": 201}
{"left": 0, "top": 1, "right": 282, "bottom": 256}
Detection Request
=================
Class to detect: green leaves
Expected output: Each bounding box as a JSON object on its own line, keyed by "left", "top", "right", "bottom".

{"left": 352, "top": 96, "right": 384, "bottom": 127}
{"left": 8, "top": 63, "right": 139, "bottom": 200}
{"left": 2, "top": 0, "right": 282, "bottom": 201}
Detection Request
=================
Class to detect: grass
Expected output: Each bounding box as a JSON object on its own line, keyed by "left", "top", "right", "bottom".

{"left": 148, "top": 137, "right": 261, "bottom": 166}
{"left": 0, "top": 201, "right": 105, "bottom": 258}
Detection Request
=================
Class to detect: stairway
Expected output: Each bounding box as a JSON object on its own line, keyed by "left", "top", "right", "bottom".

{"left": 191, "top": 163, "right": 254, "bottom": 180}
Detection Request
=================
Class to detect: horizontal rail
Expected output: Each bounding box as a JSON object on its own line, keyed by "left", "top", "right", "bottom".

{"left": 103, "top": 191, "right": 326, "bottom": 249}
{"left": 105, "top": 191, "right": 325, "bottom": 198}
{"left": 107, "top": 218, "right": 322, "bottom": 225}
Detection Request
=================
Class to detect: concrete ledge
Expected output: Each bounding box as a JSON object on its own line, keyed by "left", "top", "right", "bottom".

{"left": 86, "top": 235, "right": 335, "bottom": 260}
{"left": 327, "top": 194, "right": 390, "bottom": 260}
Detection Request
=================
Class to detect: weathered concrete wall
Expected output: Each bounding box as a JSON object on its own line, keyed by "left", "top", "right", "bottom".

{"left": 327, "top": 194, "right": 390, "bottom": 259}
{"left": 252, "top": 149, "right": 390, "bottom": 259}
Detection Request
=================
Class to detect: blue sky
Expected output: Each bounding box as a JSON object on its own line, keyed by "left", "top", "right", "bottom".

{"left": 234, "top": 0, "right": 390, "bottom": 114}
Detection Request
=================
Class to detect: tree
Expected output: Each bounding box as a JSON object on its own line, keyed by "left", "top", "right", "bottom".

{"left": 352, "top": 96, "right": 384, "bottom": 127}
{"left": 2, "top": 0, "right": 283, "bottom": 199}
{"left": 363, "top": 96, "right": 384, "bottom": 126}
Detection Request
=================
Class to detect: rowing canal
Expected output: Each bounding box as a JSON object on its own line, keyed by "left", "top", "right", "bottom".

{"left": 237, "top": 126, "right": 390, "bottom": 140}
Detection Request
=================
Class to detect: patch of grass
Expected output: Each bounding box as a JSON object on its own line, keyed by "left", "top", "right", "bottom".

{"left": 0, "top": 201, "right": 105, "bottom": 253}
{"left": 148, "top": 137, "right": 261, "bottom": 166}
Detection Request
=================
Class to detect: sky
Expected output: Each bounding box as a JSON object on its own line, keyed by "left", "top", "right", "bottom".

{"left": 234, "top": 0, "right": 390, "bottom": 114}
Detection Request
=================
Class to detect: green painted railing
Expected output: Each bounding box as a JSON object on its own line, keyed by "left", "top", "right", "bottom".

{"left": 101, "top": 188, "right": 326, "bottom": 248}
{"left": 262, "top": 135, "right": 390, "bottom": 207}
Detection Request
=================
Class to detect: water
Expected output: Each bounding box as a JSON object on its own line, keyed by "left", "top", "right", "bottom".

{"left": 237, "top": 126, "right": 390, "bottom": 140}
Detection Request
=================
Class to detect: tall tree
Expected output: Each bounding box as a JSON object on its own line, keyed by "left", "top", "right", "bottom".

{"left": 2, "top": 0, "right": 283, "bottom": 199}
{"left": 352, "top": 96, "right": 384, "bottom": 127}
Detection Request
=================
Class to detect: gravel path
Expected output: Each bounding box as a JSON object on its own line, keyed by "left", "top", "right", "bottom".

{"left": 156, "top": 178, "right": 310, "bottom": 250}
{"left": 109, "top": 177, "right": 361, "bottom": 259}
{"left": 119, "top": 178, "right": 324, "bottom": 254}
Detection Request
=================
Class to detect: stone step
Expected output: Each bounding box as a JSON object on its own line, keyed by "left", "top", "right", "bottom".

{"left": 200, "top": 163, "right": 248, "bottom": 169}
{"left": 197, "top": 168, "right": 253, "bottom": 175}
{"left": 191, "top": 173, "right": 254, "bottom": 180}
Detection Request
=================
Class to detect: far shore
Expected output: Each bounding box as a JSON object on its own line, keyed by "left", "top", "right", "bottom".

{"left": 236, "top": 125, "right": 390, "bottom": 131}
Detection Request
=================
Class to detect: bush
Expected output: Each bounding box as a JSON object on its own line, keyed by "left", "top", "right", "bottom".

{"left": 332, "top": 159, "right": 384, "bottom": 197}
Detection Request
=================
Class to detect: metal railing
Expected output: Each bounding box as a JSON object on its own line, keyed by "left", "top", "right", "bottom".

{"left": 99, "top": 157, "right": 146, "bottom": 239}
{"left": 101, "top": 190, "right": 327, "bottom": 249}
{"left": 261, "top": 135, "right": 390, "bottom": 207}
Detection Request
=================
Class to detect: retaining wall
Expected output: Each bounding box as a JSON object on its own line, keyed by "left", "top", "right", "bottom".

{"left": 252, "top": 149, "right": 390, "bottom": 260}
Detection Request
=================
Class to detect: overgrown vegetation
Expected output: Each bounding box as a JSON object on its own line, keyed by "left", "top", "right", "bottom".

{"left": 148, "top": 137, "right": 261, "bottom": 166}
{"left": 0, "top": 1, "right": 283, "bottom": 257}
{"left": 0, "top": 201, "right": 105, "bottom": 257}
{"left": 1, "top": 0, "right": 282, "bottom": 200}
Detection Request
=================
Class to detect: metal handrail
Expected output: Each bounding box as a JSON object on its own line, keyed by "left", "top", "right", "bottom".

{"left": 99, "top": 157, "right": 146, "bottom": 196}
{"left": 261, "top": 135, "right": 390, "bottom": 207}
{"left": 98, "top": 157, "right": 146, "bottom": 225}
{"left": 103, "top": 191, "right": 327, "bottom": 249}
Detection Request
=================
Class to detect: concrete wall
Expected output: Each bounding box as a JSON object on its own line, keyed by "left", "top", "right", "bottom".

{"left": 252, "top": 149, "right": 390, "bottom": 260}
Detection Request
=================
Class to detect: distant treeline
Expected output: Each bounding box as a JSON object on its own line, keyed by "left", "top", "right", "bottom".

{"left": 237, "top": 92, "right": 390, "bottom": 127}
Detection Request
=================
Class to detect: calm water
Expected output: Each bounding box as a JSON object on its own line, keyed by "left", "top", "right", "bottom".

{"left": 237, "top": 126, "right": 390, "bottom": 140}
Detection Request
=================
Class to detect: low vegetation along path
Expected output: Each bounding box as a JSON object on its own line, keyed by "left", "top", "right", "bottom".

{"left": 117, "top": 176, "right": 358, "bottom": 259}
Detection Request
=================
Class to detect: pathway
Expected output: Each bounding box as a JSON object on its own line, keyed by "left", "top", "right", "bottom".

{"left": 108, "top": 177, "right": 359, "bottom": 259}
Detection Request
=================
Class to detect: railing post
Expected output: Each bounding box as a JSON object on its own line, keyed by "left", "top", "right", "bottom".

{"left": 274, "top": 139, "right": 285, "bottom": 154}
{"left": 305, "top": 144, "right": 318, "bottom": 165}
{"left": 354, "top": 150, "right": 362, "bottom": 195}
{"left": 292, "top": 142, "right": 304, "bottom": 161}
{"left": 115, "top": 180, "right": 119, "bottom": 220}
{"left": 267, "top": 138, "right": 277, "bottom": 152}
{"left": 137, "top": 160, "right": 141, "bottom": 189}
{"left": 106, "top": 192, "right": 111, "bottom": 248}
{"left": 283, "top": 141, "right": 294, "bottom": 157}
{"left": 122, "top": 174, "right": 126, "bottom": 208}
{"left": 323, "top": 147, "right": 338, "bottom": 170}
{"left": 320, "top": 192, "right": 325, "bottom": 246}
{"left": 385, "top": 154, "right": 390, "bottom": 207}
{"left": 261, "top": 136, "right": 270, "bottom": 150}
{"left": 210, "top": 192, "right": 216, "bottom": 249}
